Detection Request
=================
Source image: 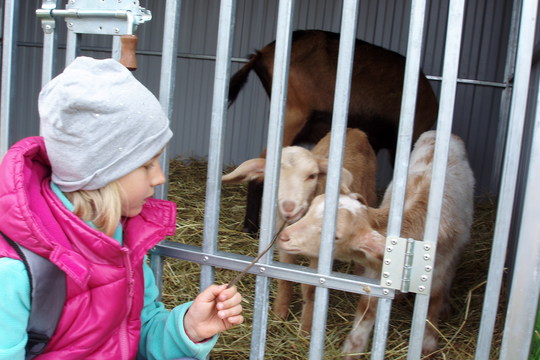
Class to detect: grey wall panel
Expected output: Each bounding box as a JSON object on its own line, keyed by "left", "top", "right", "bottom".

{"left": 4, "top": 0, "right": 518, "bottom": 195}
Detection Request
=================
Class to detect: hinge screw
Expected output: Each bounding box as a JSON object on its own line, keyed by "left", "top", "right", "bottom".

{"left": 418, "top": 285, "right": 426, "bottom": 292}
{"left": 385, "top": 280, "right": 392, "bottom": 286}
{"left": 382, "top": 272, "right": 390, "bottom": 278}
{"left": 421, "top": 275, "right": 428, "bottom": 282}
{"left": 319, "top": 278, "right": 326, "bottom": 284}
{"left": 259, "top": 267, "right": 266, "bottom": 273}
{"left": 391, "top": 239, "right": 397, "bottom": 245}
{"left": 424, "top": 244, "right": 431, "bottom": 251}
{"left": 425, "top": 265, "right": 432, "bottom": 272}
{"left": 386, "top": 246, "right": 393, "bottom": 252}
{"left": 383, "top": 289, "right": 389, "bottom": 295}
{"left": 203, "top": 256, "right": 208, "bottom": 262}
{"left": 423, "top": 254, "right": 431, "bottom": 261}
{"left": 384, "top": 259, "right": 391, "bottom": 265}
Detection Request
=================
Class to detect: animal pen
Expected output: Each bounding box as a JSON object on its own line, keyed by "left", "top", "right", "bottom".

{"left": 1, "top": 0, "right": 539, "bottom": 359}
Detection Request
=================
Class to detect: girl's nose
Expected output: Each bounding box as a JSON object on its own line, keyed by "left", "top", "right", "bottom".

{"left": 151, "top": 162, "right": 166, "bottom": 186}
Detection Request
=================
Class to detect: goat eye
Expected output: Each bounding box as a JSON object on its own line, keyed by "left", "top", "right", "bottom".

{"left": 307, "top": 173, "right": 317, "bottom": 181}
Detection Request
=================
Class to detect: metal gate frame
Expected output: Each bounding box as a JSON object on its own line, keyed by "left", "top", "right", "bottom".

{"left": 1, "top": 0, "right": 539, "bottom": 359}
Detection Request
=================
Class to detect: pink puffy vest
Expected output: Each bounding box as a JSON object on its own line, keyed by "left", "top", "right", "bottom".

{"left": 0, "top": 137, "right": 177, "bottom": 359}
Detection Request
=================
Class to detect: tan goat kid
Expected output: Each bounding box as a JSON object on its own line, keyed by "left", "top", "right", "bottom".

{"left": 278, "top": 130, "right": 475, "bottom": 358}
{"left": 222, "top": 128, "right": 377, "bottom": 331}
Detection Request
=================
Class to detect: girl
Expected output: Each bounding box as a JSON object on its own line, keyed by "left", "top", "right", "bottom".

{"left": 0, "top": 56, "right": 243, "bottom": 359}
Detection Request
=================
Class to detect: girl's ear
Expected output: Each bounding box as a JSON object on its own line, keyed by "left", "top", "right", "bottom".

{"left": 222, "top": 158, "right": 266, "bottom": 183}
{"left": 350, "top": 231, "right": 386, "bottom": 262}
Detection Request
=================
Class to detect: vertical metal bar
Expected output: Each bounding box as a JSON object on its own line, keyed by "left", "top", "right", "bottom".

{"left": 373, "top": 0, "right": 428, "bottom": 358}
{"left": 371, "top": 297, "right": 393, "bottom": 359}
{"left": 0, "top": 0, "right": 18, "bottom": 160}
{"left": 475, "top": 0, "right": 539, "bottom": 358}
{"left": 310, "top": 1, "right": 359, "bottom": 359}
{"left": 250, "top": 1, "right": 294, "bottom": 358}
{"left": 408, "top": 0, "right": 466, "bottom": 358}
{"left": 200, "top": 0, "right": 236, "bottom": 291}
{"left": 490, "top": 0, "right": 522, "bottom": 192}
{"left": 150, "top": 0, "right": 182, "bottom": 300}
{"left": 155, "top": 0, "right": 182, "bottom": 201}
{"left": 499, "top": 72, "right": 540, "bottom": 360}
{"left": 112, "top": 36, "right": 121, "bottom": 61}
{"left": 40, "top": 0, "right": 59, "bottom": 87}
{"left": 65, "top": 29, "right": 79, "bottom": 66}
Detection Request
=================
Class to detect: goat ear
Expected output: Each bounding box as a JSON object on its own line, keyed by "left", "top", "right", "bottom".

{"left": 222, "top": 158, "right": 266, "bottom": 183}
{"left": 348, "top": 192, "right": 368, "bottom": 206}
{"left": 316, "top": 157, "right": 329, "bottom": 174}
{"left": 340, "top": 168, "right": 353, "bottom": 194}
{"left": 351, "top": 231, "right": 386, "bottom": 262}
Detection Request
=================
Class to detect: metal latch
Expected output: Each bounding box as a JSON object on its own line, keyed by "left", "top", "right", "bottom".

{"left": 36, "top": 0, "right": 152, "bottom": 36}
{"left": 380, "top": 236, "right": 436, "bottom": 294}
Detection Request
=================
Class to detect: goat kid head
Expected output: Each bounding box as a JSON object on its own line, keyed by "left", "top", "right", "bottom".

{"left": 278, "top": 193, "right": 386, "bottom": 265}
{"left": 222, "top": 146, "right": 353, "bottom": 224}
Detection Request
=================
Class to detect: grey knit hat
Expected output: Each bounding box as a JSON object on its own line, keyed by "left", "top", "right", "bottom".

{"left": 39, "top": 56, "right": 173, "bottom": 192}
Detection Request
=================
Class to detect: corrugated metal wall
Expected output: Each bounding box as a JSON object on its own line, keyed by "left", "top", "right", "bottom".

{"left": 0, "top": 0, "right": 518, "bottom": 195}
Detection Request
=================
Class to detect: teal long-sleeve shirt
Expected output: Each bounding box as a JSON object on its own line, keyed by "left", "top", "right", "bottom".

{"left": 0, "top": 183, "right": 217, "bottom": 359}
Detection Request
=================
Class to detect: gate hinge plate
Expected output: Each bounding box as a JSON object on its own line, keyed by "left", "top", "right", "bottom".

{"left": 380, "top": 236, "right": 436, "bottom": 294}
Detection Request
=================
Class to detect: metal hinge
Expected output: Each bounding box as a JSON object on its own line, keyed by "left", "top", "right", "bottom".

{"left": 380, "top": 236, "right": 436, "bottom": 294}
{"left": 36, "top": 0, "right": 152, "bottom": 36}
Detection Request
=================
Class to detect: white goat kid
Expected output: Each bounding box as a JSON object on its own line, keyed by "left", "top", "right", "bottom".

{"left": 278, "top": 130, "right": 475, "bottom": 358}
{"left": 222, "top": 128, "right": 377, "bottom": 331}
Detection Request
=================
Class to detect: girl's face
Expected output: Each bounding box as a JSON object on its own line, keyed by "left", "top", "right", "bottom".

{"left": 116, "top": 152, "right": 166, "bottom": 217}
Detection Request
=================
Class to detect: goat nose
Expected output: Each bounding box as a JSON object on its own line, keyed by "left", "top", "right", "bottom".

{"left": 282, "top": 201, "right": 295, "bottom": 213}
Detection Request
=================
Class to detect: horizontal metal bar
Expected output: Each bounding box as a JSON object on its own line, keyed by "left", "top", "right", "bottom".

{"left": 426, "top": 75, "right": 507, "bottom": 88}
{"left": 153, "top": 241, "right": 395, "bottom": 298}
{"left": 9, "top": 40, "right": 515, "bottom": 91}
{"left": 36, "top": 9, "right": 129, "bottom": 19}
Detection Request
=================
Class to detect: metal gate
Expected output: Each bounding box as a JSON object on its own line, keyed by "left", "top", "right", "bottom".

{"left": 1, "top": 0, "right": 539, "bottom": 359}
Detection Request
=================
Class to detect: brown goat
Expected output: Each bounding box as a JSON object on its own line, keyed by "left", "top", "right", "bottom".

{"left": 228, "top": 30, "right": 439, "bottom": 233}
{"left": 278, "top": 131, "right": 475, "bottom": 358}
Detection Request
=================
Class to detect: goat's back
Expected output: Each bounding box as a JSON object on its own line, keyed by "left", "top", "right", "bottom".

{"left": 381, "top": 130, "right": 475, "bottom": 292}
{"left": 310, "top": 129, "right": 377, "bottom": 206}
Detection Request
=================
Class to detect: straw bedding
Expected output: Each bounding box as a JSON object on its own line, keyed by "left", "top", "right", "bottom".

{"left": 159, "top": 157, "right": 505, "bottom": 359}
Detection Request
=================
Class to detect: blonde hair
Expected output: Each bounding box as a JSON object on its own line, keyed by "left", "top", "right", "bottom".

{"left": 65, "top": 182, "right": 123, "bottom": 237}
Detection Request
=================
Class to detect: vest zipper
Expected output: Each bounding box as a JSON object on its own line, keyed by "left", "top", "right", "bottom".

{"left": 120, "top": 248, "right": 134, "bottom": 359}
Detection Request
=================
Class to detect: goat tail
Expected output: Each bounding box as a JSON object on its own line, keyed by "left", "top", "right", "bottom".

{"left": 228, "top": 52, "right": 261, "bottom": 108}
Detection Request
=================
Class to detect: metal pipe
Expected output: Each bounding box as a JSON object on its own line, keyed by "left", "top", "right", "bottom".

{"left": 407, "top": 0, "right": 466, "bottom": 358}
{"left": 200, "top": 0, "right": 236, "bottom": 293}
{"left": 39, "top": 0, "right": 58, "bottom": 87}
{"left": 499, "top": 70, "right": 540, "bottom": 360}
{"left": 475, "top": 0, "right": 539, "bottom": 358}
{"left": 250, "top": 1, "right": 294, "bottom": 358}
{"left": 36, "top": 9, "right": 130, "bottom": 19}
{"left": 310, "top": 1, "right": 359, "bottom": 359}
{"left": 0, "top": 0, "right": 18, "bottom": 160}
{"left": 149, "top": 0, "right": 182, "bottom": 301}
{"left": 154, "top": 241, "right": 397, "bottom": 298}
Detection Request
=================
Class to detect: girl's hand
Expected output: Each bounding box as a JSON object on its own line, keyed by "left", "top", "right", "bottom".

{"left": 183, "top": 284, "right": 243, "bottom": 342}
